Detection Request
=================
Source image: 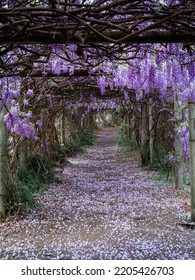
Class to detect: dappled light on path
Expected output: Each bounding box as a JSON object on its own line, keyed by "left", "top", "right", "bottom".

{"left": 0, "top": 128, "right": 194, "bottom": 259}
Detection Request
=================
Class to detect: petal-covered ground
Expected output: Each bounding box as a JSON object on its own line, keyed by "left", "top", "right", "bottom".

{"left": 0, "top": 127, "right": 195, "bottom": 260}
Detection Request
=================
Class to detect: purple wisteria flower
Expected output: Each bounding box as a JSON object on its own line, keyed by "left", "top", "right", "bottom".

{"left": 27, "top": 89, "right": 33, "bottom": 97}
{"left": 23, "top": 99, "right": 29, "bottom": 106}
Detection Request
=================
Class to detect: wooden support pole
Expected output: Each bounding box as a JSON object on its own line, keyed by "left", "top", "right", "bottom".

{"left": 188, "top": 101, "right": 195, "bottom": 222}
{"left": 62, "top": 108, "right": 66, "bottom": 146}
{"left": 124, "top": 114, "right": 128, "bottom": 139}
{"left": 141, "top": 103, "right": 148, "bottom": 165}
{"left": 141, "top": 103, "right": 147, "bottom": 145}
{"left": 127, "top": 113, "right": 131, "bottom": 141}
{"left": 81, "top": 116, "right": 84, "bottom": 130}
{"left": 132, "top": 114, "right": 136, "bottom": 141}
{"left": 0, "top": 107, "right": 8, "bottom": 217}
{"left": 149, "top": 102, "right": 154, "bottom": 165}
{"left": 174, "top": 92, "right": 183, "bottom": 190}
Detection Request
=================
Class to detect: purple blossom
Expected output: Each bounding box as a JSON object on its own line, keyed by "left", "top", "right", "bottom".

{"left": 26, "top": 112, "right": 32, "bottom": 119}
{"left": 51, "top": 60, "right": 61, "bottom": 76}
{"left": 47, "top": 94, "right": 53, "bottom": 108}
{"left": 69, "top": 66, "right": 75, "bottom": 76}
{"left": 168, "top": 155, "right": 176, "bottom": 164}
{"left": 42, "top": 71, "right": 48, "bottom": 77}
{"left": 23, "top": 99, "right": 29, "bottom": 106}
{"left": 36, "top": 120, "right": 43, "bottom": 130}
{"left": 27, "top": 89, "right": 33, "bottom": 97}
{"left": 62, "top": 65, "right": 68, "bottom": 73}
{"left": 4, "top": 106, "right": 36, "bottom": 139}
{"left": 98, "top": 76, "right": 107, "bottom": 95}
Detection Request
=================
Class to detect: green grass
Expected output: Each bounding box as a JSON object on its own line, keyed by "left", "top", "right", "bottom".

{"left": 6, "top": 156, "right": 61, "bottom": 215}
{"left": 117, "top": 124, "right": 138, "bottom": 154}
{"left": 117, "top": 125, "right": 175, "bottom": 183}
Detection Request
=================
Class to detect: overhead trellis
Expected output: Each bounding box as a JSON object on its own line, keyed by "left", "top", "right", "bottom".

{"left": 0, "top": 0, "right": 195, "bottom": 44}
{"left": 0, "top": 0, "right": 194, "bottom": 81}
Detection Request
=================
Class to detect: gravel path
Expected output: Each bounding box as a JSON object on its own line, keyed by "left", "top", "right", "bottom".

{"left": 0, "top": 127, "right": 195, "bottom": 259}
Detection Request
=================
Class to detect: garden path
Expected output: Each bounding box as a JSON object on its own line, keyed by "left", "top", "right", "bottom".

{"left": 0, "top": 127, "right": 195, "bottom": 259}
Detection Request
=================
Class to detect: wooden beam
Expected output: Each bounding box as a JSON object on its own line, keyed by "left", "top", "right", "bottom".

{"left": 0, "top": 69, "right": 94, "bottom": 78}
{"left": 0, "top": 31, "right": 195, "bottom": 44}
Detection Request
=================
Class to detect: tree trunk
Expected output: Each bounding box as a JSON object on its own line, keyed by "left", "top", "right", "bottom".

{"left": 174, "top": 92, "right": 183, "bottom": 190}
{"left": 188, "top": 100, "right": 195, "bottom": 222}
{"left": 0, "top": 107, "right": 8, "bottom": 216}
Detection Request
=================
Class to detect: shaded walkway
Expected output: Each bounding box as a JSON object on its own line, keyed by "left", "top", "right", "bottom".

{"left": 0, "top": 128, "right": 195, "bottom": 259}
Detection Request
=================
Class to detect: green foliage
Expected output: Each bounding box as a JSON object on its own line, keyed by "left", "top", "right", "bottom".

{"left": 27, "top": 155, "right": 61, "bottom": 184}
{"left": 140, "top": 146, "right": 150, "bottom": 166}
{"left": 117, "top": 124, "right": 170, "bottom": 174}
{"left": 153, "top": 170, "right": 175, "bottom": 186}
{"left": 183, "top": 172, "right": 190, "bottom": 187}
{"left": 118, "top": 137, "right": 138, "bottom": 154}
{"left": 96, "top": 111, "right": 115, "bottom": 128}
{"left": 6, "top": 155, "right": 61, "bottom": 215}
{"left": 117, "top": 124, "right": 138, "bottom": 154}
{"left": 14, "top": 180, "right": 38, "bottom": 208}
{"left": 63, "top": 130, "right": 98, "bottom": 156}
{"left": 64, "top": 135, "right": 84, "bottom": 156}
{"left": 149, "top": 146, "right": 168, "bottom": 171}
{"left": 79, "top": 130, "right": 98, "bottom": 146}
{"left": 140, "top": 144, "right": 170, "bottom": 172}
{"left": 5, "top": 130, "right": 97, "bottom": 216}
{"left": 18, "top": 169, "right": 44, "bottom": 193}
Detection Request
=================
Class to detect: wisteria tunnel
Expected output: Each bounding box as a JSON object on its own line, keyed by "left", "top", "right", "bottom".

{"left": 0, "top": 0, "right": 195, "bottom": 260}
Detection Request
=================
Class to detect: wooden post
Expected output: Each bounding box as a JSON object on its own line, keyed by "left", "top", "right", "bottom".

{"left": 127, "top": 113, "right": 131, "bottom": 141}
{"left": 141, "top": 103, "right": 147, "bottom": 145}
{"left": 132, "top": 113, "right": 136, "bottom": 141}
{"left": 0, "top": 107, "right": 8, "bottom": 216}
{"left": 141, "top": 103, "right": 148, "bottom": 165}
{"left": 62, "top": 108, "right": 66, "bottom": 146}
{"left": 188, "top": 100, "right": 195, "bottom": 222}
{"left": 174, "top": 92, "right": 183, "bottom": 190}
{"left": 124, "top": 114, "right": 128, "bottom": 139}
{"left": 149, "top": 102, "right": 154, "bottom": 165}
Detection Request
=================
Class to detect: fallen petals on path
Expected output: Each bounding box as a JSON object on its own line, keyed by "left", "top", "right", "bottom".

{"left": 0, "top": 128, "right": 195, "bottom": 260}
